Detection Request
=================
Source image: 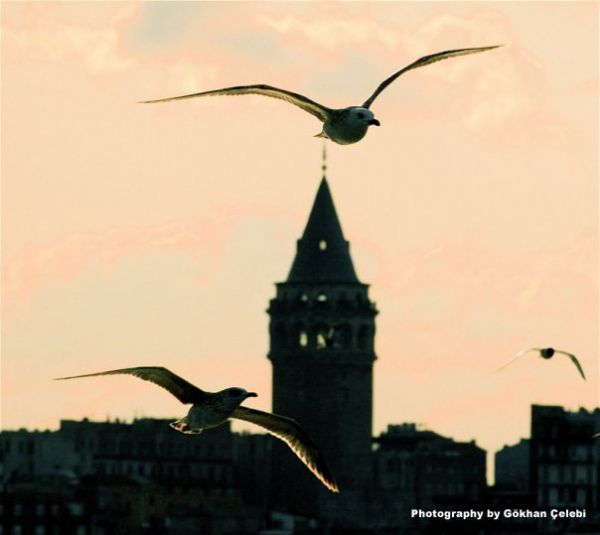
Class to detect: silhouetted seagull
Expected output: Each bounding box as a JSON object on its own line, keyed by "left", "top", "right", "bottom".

{"left": 495, "top": 348, "right": 586, "bottom": 380}
{"left": 55, "top": 366, "right": 339, "bottom": 492}
{"left": 141, "top": 46, "right": 500, "bottom": 145}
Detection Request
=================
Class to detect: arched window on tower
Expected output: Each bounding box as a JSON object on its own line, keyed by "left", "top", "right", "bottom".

{"left": 297, "top": 293, "right": 309, "bottom": 306}
{"left": 299, "top": 331, "right": 308, "bottom": 347}
{"left": 358, "top": 325, "right": 370, "bottom": 350}
{"left": 273, "top": 323, "right": 288, "bottom": 349}
{"left": 337, "top": 323, "right": 352, "bottom": 349}
{"left": 293, "top": 323, "right": 308, "bottom": 348}
{"left": 316, "top": 293, "right": 329, "bottom": 309}
{"left": 337, "top": 292, "right": 351, "bottom": 311}
{"left": 315, "top": 323, "right": 333, "bottom": 350}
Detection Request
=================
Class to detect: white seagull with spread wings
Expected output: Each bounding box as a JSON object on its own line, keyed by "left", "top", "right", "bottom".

{"left": 495, "top": 347, "right": 586, "bottom": 380}
{"left": 141, "top": 46, "right": 501, "bottom": 145}
{"left": 55, "top": 366, "right": 338, "bottom": 492}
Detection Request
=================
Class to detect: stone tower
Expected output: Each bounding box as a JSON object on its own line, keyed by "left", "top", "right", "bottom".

{"left": 267, "top": 152, "right": 377, "bottom": 522}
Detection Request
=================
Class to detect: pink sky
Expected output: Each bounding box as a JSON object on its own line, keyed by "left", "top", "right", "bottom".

{"left": 2, "top": 2, "right": 598, "bottom": 481}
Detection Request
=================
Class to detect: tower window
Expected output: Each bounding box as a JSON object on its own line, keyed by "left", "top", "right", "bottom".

{"left": 299, "top": 331, "right": 308, "bottom": 347}
{"left": 316, "top": 325, "right": 334, "bottom": 350}
{"left": 338, "top": 323, "right": 352, "bottom": 349}
{"left": 319, "top": 240, "right": 327, "bottom": 250}
{"left": 358, "top": 325, "right": 370, "bottom": 350}
{"left": 274, "top": 323, "right": 287, "bottom": 349}
{"left": 317, "top": 293, "right": 327, "bottom": 302}
{"left": 316, "top": 333, "right": 327, "bottom": 349}
{"left": 300, "top": 293, "right": 308, "bottom": 302}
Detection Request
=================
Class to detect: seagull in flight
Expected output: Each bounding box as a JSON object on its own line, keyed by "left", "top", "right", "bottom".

{"left": 141, "top": 46, "right": 500, "bottom": 145}
{"left": 495, "top": 347, "right": 586, "bottom": 380}
{"left": 55, "top": 366, "right": 338, "bottom": 492}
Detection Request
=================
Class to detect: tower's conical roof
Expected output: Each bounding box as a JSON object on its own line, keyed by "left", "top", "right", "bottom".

{"left": 287, "top": 177, "right": 359, "bottom": 284}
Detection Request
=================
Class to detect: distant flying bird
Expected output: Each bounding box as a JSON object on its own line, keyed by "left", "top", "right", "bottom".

{"left": 495, "top": 347, "right": 586, "bottom": 380}
{"left": 140, "top": 46, "right": 500, "bottom": 145}
{"left": 55, "top": 366, "right": 338, "bottom": 492}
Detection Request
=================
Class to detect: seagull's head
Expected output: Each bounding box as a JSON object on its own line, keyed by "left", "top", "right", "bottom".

{"left": 348, "top": 107, "right": 380, "bottom": 127}
{"left": 218, "top": 387, "right": 257, "bottom": 409}
{"left": 540, "top": 348, "right": 555, "bottom": 359}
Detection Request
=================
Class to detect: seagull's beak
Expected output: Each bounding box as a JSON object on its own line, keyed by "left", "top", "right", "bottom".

{"left": 245, "top": 392, "right": 258, "bottom": 398}
{"left": 369, "top": 118, "right": 381, "bottom": 126}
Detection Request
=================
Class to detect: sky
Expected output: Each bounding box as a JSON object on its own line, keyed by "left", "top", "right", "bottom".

{"left": 2, "top": 2, "right": 598, "bottom": 481}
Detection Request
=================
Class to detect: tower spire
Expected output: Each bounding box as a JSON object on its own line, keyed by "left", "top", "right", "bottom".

{"left": 286, "top": 148, "right": 359, "bottom": 284}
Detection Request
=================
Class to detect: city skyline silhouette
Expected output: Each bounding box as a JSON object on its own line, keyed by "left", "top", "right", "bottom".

{"left": 2, "top": 2, "right": 597, "bottom": 495}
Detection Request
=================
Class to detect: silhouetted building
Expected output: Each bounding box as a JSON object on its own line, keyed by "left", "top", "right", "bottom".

{"left": 232, "top": 432, "right": 272, "bottom": 508}
{"left": 0, "top": 482, "right": 91, "bottom": 535}
{"left": 267, "top": 163, "right": 377, "bottom": 525}
{"left": 495, "top": 438, "right": 529, "bottom": 491}
{"left": 59, "top": 418, "right": 235, "bottom": 488}
{"left": 0, "top": 429, "right": 78, "bottom": 485}
{"left": 530, "top": 405, "right": 600, "bottom": 533}
{"left": 371, "top": 423, "right": 486, "bottom": 531}
{"left": 1, "top": 419, "right": 264, "bottom": 534}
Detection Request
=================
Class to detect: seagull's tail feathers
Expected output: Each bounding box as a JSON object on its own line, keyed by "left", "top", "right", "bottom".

{"left": 170, "top": 418, "right": 203, "bottom": 435}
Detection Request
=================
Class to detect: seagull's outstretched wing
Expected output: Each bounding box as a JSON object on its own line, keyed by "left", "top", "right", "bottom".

{"left": 140, "top": 84, "right": 332, "bottom": 122}
{"left": 362, "top": 45, "right": 501, "bottom": 109}
{"left": 494, "top": 347, "right": 539, "bottom": 374}
{"left": 232, "top": 406, "right": 338, "bottom": 493}
{"left": 555, "top": 350, "right": 586, "bottom": 380}
{"left": 55, "top": 366, "right": 209, "bottom": 404}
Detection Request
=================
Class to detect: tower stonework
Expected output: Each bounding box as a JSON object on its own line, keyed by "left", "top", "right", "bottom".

{"left": 268, "top": 166, "right": 377, "bottom": 523}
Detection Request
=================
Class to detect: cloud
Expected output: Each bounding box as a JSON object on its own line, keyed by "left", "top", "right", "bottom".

{"left": 369, "top": 232, "right": 597, "bottom": 342}
{"left": 402, "top": 12, "right": 572, "bottom": 143}
{"left": 258, "top": 14, "right": 398, "bottom": 51}
{"left": 2, "top": 215, "right": 233, "bottom": 322}
{"left": 405, "top": 12, "right": 508, "bottom": 55}
{"left": 129, "top": 2, "right": 212, "bottom": 47}
{"left": 2, "top": 3, "right": 138, "bottom": 75}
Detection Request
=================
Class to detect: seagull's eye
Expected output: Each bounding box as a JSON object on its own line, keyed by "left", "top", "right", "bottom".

{"left": 228, "top": 389, "right": 242, "bottom": 397}
{"left": 357, "top": 113, "right": 365, "bottom": 119}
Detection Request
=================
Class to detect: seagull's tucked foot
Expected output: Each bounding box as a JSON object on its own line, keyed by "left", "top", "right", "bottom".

{"left": 170, "top": 419, "right": 203, "bottom": 435}
{"left": 314, "top": 131, "right": 328, "bottom": 139}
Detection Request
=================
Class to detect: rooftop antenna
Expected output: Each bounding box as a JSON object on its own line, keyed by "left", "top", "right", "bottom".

{"left": 321, "top": 139, "right": 327, "bottom": 179}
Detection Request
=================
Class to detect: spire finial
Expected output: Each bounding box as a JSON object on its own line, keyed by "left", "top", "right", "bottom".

{"left": 321, "top": 140, "right": 327, "bottom": 178}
